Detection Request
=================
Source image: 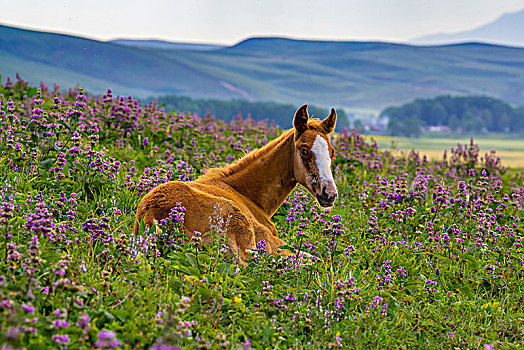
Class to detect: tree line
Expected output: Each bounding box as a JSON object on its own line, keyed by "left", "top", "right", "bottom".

{"left": 380, "top": 95, "right": 524, "bottom": 137}
{"left": 155, "top": 95, "right": 349, "bottom": 130}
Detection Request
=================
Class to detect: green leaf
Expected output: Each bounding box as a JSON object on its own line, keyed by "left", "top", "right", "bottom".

{"left": 40, "top": 158, "right": 55, "bottom": 170}
{"left": 184, "top": 252, "right": 198, "bottom": 268}
{"left": 460, "top": 284, "right": 474, "bottom": 298}
{"left": 113, "top": 310, "right": 129, "bottom": 322}
{"left": 278, "top": 244, "right": 296, "bottom": 253}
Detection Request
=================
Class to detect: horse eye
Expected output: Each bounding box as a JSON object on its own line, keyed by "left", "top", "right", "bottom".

{"left": 301, "top": 148, "right": 309, "bottom": 157}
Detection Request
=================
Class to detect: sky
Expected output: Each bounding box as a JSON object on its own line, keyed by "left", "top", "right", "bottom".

{"left": 1, "top": 0, "right": 523, "bottom": 45}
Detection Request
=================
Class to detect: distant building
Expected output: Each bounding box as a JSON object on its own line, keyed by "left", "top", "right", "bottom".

{"left": 424, "top": 125, "right": 451, "bottom": 132}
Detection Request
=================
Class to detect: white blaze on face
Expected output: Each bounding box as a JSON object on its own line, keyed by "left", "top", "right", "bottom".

{"left": 311, "top": 135, "right": 337, "bottom": 192}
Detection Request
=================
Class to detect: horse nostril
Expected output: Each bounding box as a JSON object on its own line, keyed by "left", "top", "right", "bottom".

{"left": 321, "top": 185, "right": 337, "bottom": 200}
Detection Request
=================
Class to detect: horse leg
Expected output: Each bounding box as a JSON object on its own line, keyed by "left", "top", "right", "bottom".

{"left": 225, "top": 209, "right": 256, "bottom": 266}
{"left": 183, "top": 200, "right": 256, "bottom": 266}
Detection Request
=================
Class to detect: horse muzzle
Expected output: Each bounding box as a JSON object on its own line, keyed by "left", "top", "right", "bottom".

{"left": 316, "top": 184, "right": 338, "bottom": 207}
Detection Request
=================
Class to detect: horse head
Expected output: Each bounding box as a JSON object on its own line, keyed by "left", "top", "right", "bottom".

{"left": 292, "top": 104, "right": 338, "bottom": 208}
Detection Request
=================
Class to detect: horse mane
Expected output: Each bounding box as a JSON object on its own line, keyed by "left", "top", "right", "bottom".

{"left": 201, "top": 118, "right": 326, "bottom": 180}
{"left": 202, "top": 128, "right": 295, "bottom": 180}
{"left": 303, "top": 118, "right": 326, "bottom": 132}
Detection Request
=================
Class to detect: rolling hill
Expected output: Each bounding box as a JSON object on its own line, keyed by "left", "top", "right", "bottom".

{"left": 1, "top": 24, "right": 524, "bottom": 114}
{"left": 411, "top": 9, "right": 524, "bottom": 47}
{"left": 109, "top": 39, "right": 224, "bottom": 51}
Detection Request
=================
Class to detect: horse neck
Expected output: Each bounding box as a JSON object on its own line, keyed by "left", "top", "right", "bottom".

{"left": 220, "top": 130, "right": 297, "bottom": 217}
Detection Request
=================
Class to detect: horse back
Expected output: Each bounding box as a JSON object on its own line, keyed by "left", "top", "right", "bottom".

{"left": 133, "top": 180, "right": 254, "bottom": 234}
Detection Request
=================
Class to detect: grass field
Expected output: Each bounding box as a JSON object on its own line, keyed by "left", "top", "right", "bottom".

{"left": 368, "top": 135, "right": 524, "bottom": 168}
{"left": 1, "top": 79, "right": 523, "bottom": 349}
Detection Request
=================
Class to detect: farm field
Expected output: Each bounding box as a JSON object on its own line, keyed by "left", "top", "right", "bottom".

{"left": 370, "top": 135, "right": 524, "bottom": 168}
{"left": 0, "top": 77, "right": 523, "bottom": 349}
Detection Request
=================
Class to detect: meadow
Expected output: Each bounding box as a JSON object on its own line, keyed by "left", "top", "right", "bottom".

{"left": 0, "top": 77, "right": 523, "bottom": 349}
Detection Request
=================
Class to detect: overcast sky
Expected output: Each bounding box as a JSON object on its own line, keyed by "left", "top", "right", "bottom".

{"left": 1, "top": 0, "right": 523, "bottom": 44}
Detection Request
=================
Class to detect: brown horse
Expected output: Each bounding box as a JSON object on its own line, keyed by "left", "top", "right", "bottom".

{"left": 134, "top": 104, "right": 338, "bottom": 264}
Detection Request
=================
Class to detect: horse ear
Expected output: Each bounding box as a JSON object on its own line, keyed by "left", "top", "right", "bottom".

{"left": 293, "top": 104, "right": 309, "bottom": 133}
{"left": 321, "top": 108, "right": 337, "bottom": 134}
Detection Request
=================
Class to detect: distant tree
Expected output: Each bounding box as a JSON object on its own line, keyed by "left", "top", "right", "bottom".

{"left": 156, "top": 95, "right": 349, "bottom": 130}
{"left": 461, "top": 112, "right": 485, "bottom": 133}
{"left": 430, "top": 102, "right": 447, "bottom": 125}
{"left": 387, "top": 116, "right": 421, "bottom": 137}
{"left": 353, "top": 119, "right": 364, "bottom": 131}
{"left": 513, "top": 107, "right": 524, "bottom": 130}
{"left": 448, "top": 114, "right": 460, "bottom": 131}
{"left": 381, "top": 95, "right": 524, "bottom": 135}
{"left": 497, "top": 113, "right": 511, "bottom": 132}
{"left": 405, "top": 117, "right": 422, "bottom": 137}
{"left": 387, "top": 117, "right": 402, "bottom": 136}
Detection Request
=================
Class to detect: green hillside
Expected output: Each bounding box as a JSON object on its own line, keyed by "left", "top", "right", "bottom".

{"left": 1, "top": 25, "right": 524, "bottom": 112}
{"left": 0, "top": 25, "right": 227, "bottom": 97}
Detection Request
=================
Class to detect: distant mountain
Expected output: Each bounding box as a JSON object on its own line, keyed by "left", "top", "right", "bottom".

{"left": 0, "top": 24, "right": 229, "bottom": 98}
{"left": 1, "top": 24, "right": 524, "bottom": 114}
{"left": 109, "top": 39, "right": 224, "bottom": 51}
{"left": 412, "top": 9, "right": 524, "bottom": 47}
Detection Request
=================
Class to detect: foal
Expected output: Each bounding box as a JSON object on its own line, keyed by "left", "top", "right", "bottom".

{"left": 134, "top": 104, "right": 338, "bottom": 264}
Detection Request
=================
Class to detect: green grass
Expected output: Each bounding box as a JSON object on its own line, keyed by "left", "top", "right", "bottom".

{"left": 372, "top": 134, "right": 524, "bottom": 151}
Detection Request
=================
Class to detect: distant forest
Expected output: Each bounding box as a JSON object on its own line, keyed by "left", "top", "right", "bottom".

{"left": 381, "top": 95, "right": 524, "bottom": 136}
{"left": 156, "top": 95, "right": 349, "bottom": 130}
